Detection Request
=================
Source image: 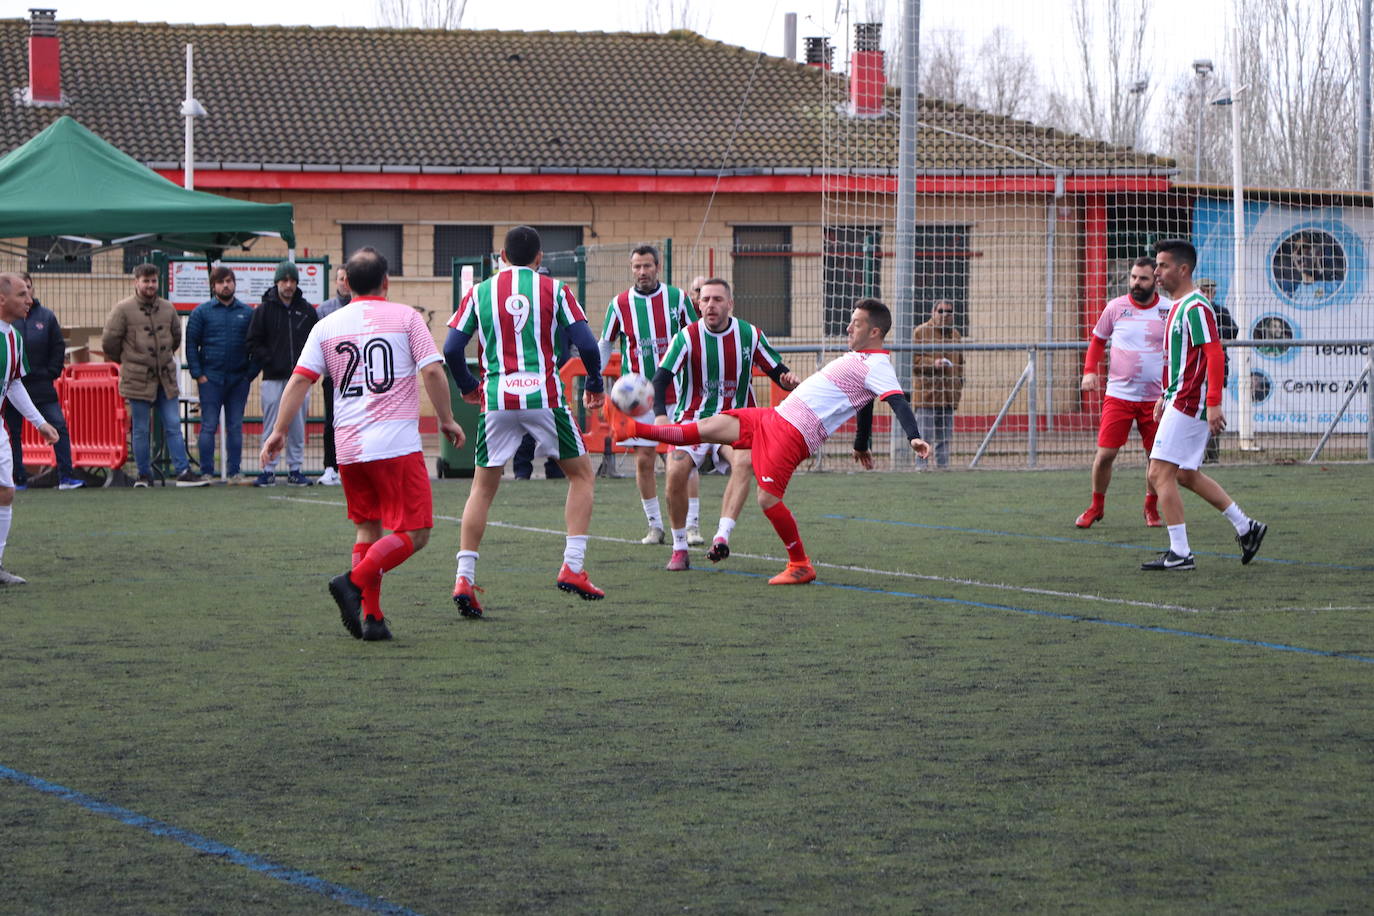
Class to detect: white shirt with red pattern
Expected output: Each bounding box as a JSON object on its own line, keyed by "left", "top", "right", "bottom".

{"left": 293, "top": 296, "right": 443, "bottom": 465}
{"left": 1091, "top": 293, "right": 1170, "bottom": 402}
{"left": 775, "top": 350, "right": 903, "bottom": 454}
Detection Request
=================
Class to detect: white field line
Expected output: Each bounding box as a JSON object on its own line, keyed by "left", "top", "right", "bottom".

{"left": 275, "top": 494, "right": 1217, "bottom": 614}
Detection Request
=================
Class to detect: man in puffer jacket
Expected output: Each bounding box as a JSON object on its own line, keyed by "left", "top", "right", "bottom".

{"left": 186, "top": 265, "right": 258, "bottom": 483}
{"left": 246, "top": 260, "right": 317, "bottom": 487}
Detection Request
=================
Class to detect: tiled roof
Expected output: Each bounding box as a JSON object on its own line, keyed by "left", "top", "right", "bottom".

{"left": 1, "top": 19, "right": 1170, "bottom": 174}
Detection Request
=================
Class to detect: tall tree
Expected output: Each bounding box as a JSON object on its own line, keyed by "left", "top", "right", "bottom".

{"left": 1046, "top": 0, "right": 1154, "bottom": 147}
{"left": 377, "top": 0, "right": 467, "bottom": 30}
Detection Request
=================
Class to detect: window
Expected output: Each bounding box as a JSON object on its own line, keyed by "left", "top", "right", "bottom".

{"left": 531, "top": 225, "right": 584, "bottom": 280}
{"left": 732, "top": 226, "right": 792, "bottom": 338}
{"left": 433, "top": 225, "right": 493, "bottom": 277}
{"left": 27, "top": 236, "right": 92, "bottom": 274}
{"left": 342, "top": 224, "right": 404, "bottom": 276}
{"left": 912, "top": 225, "right": 970, "bottom": 335}
{"left": 824, "top": 226, "right": 882, "bottom": 336}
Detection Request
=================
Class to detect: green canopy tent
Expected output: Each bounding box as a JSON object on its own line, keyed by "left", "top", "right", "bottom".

{"left": 0, "top": 116, "right": 294, "bottom": 261}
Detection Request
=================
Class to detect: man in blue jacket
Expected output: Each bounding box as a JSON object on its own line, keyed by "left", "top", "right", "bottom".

{"left": 186, "top": 266, "right": 258, "bottom": 483}
{"left": 2, "top": 273, "right": 81, "bottom": 490}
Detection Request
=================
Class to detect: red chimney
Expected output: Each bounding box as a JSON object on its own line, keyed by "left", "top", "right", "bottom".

{"left": 849, "top": 23, "right": 885, "bottom": 116}
{"left": 27, "top": 8, "right": 62, "bottom": 106}
{"left": 804, "top": 37, "right": 832, "bottom": 71}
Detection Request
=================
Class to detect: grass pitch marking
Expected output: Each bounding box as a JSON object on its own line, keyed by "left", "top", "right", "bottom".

{"left": 0, "top": 764, "right": 424, "bottom": 915}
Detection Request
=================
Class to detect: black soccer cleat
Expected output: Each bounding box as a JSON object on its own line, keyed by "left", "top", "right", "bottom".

{"left": 329, "top": 572, "right": 365, "bottom": 638}
{"left": 361, "top": 615, "right": 393, "bottom": 641}
{"left": 1236, "top": 520, "right": 1267, "bottom": 565}
{"left": 706, "top": 539, "right": 731, "bottom": 563}
{"left": 1141, "top": 550, "right": 1196, "bottom": 571}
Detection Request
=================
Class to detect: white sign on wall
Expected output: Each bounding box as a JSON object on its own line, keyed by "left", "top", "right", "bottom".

{"left": 166, "top": 259, "right": 330, "bottom": 312}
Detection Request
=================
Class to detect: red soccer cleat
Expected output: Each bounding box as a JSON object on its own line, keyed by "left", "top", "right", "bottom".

{"left": 556, "top": 564, "right": 605, "bottom": 600}
{"left": 1143, "top": 503, "right": 1163, "bottom": 527}
{"left": 452, "top": 576, "right": 485, "bottom": 618}
{"left": 768, "top": 561, "right": 816, "bottom": 585}
{"left": 1075, "top": 506, "right": 1104, "bottom": 528}
{"left": 666, "top": 549, "right": 690, "bottom": 571}
{"left": 608, "top": 411, "right": 638, "bottom": 443}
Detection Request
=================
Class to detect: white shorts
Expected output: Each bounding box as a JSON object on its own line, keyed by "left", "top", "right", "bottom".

{"left": 1149, "top": 406, "right": 1209, "bottom": 471}
{"left": 476, "top": 407, "right": 587, "bottom": 468}
{"left": 616, "top": 406, "right": 660, "bottom": 449}
{"left": 0, "top": 421, "right": 12, "bottom": 489}
{"left": 673, "top": 442, "right": 722, "bottom": 469}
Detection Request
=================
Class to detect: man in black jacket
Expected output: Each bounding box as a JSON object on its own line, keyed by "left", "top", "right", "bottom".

{"left": 2, "top": 273, "right": 81, "bottom": 490}
{"left": 246, "top": 261, "right": 317, "bottom": 486}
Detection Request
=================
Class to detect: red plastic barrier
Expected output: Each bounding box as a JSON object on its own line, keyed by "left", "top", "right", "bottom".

{"left": 61, "top": 363, "right": 129, "bottom": 469}
{"left": 16, "top": 377, "right": 60, "bottom": 466}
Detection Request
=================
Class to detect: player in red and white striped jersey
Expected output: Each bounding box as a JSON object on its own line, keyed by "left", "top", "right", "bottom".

{"left": 0, "top": 273, "right": 59, "bottom": 586}
{"left": 444, "top": 226, "right": 608, "bottom": 613}
{"left": 614, "top": 298, "right": 928, "bottom": 585}
{"left": 1141, "top": 239, "right": 1267, "bottom": 571}
{"left": 1076, "top": 255, "right": 1169, "bottom": 529}
{"left": 261, "top": 249, "right": 466, "bottom": 640}
{"left": 598, "top": 245, "right": 699, "bottom": 545}
{"left": 650, "top": 278, "right": 799, "bottom": 570}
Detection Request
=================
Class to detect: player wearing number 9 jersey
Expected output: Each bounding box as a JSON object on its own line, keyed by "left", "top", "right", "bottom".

{"left": 261, "top": 247, "right": 466, "bottom": 641}
{"left": 443, "top": 225, "right": 607, "bottom": 614}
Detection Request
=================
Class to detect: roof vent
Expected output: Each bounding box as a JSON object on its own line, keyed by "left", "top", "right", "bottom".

{"left": 804, "top": 37, "right": 832, "bottom": 71}
{"left": 23, "top": 8, "right": 65, "bottom": 107}
{"left": 849, "top": 23, "right": 885, "bottom": 117}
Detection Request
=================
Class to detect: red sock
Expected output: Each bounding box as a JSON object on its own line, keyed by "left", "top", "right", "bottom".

{"left": 762, "top": 501, "right": 808, "bottom": 563}
{"left": 351, "top": 541, "right": 374, "bottom": 569}
{"left": 1091, "top": 492, "right": 1105, "bottom": 511}
{"left": 353, "top": 532, "right": 415, "bottom": 620}
{"left": 633, "top": 420, "right": 700, "bottom": 445}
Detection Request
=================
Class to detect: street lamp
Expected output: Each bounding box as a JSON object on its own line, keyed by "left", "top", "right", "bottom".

{"left": 1213, "top": 82, "right": 1256, "bottom": 449}
{"left": 1192, "top": 59, "right": 1214, "bottom": 182}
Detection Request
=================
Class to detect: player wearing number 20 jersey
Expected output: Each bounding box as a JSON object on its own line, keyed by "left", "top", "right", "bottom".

{"left": 294, "top": 296, "right": 444, "bottom": 465}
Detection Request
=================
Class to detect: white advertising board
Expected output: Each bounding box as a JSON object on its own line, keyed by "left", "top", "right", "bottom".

{"left": 166, "top": 259, "right": 329, "bottom": 312}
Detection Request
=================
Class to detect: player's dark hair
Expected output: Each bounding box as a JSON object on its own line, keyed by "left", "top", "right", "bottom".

{"left": 855, "top": 298, "right": 892, "bottom": 336}
{"left": 700, "top": 277, "right": 731, "bottom": 296}
{"left": 1153, "top": 239, "right": 1197, "bottom": 271}
{"left": 345, "top": 247, "right": 388, "bottom": 296}
{"left": 1132, "top": 255, "right": 1156, "bottom": 270}
{"left": 504, "top": 226, "right": 542, "bottom": 266}
{"left": 132, "top": 262, "right": 158, "bottom": 280}
{"left": 210, "top": 265, "right": 235, "bottom": 286}
{"left": 631, "top": 243, "right": 660, "bottom": 266}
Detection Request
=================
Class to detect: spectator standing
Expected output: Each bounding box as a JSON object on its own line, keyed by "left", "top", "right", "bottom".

{"left": 2, "top": 272, "right": 82, "bottom": 490}
{"left": 185, "top": 266, "right": 257, "bottom": 483}
{"left": 314, "top": 267, "right": 350, "bottom": 486}
{"left": 910, "top": 300, "right": 965, "bottom": 469}
{"left": 0, "top": 272, "right": 61, "bottom": 584}
{"left": 101, "top": 264, "right": 208, "bottom": 488}
{"left": 247, "top": 260, "right": 317, "bottom": 487}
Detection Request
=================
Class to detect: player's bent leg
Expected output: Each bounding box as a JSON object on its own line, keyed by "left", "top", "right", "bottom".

{"left": 665, "top": 452, "right": 693, "bottom": 570}
{"left": 1078, "top": 446, "right": 1117, "bottom": 528}
{"left": 553, "top": 455, "right": 605, "bottom": 600}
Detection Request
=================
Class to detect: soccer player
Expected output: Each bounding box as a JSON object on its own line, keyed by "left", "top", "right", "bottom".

{"left": 260, "top": 248, "right": 466, "bottom": 640}
{"left": 599, "top": 245, "right": 699, "bottom": 545}
{"left": 0, "top": 273, "right": 60, "bottom": 586}
{"left": 1141, "top": 239, "right": 1267, "bottom": 571}
{"left": 651, "top": 278, "right": 799, "bottom": 570}
{"left": 1077, "top": 256, "right": 1168, "bottom": 529}
{"left": 444, "top": 226, "right": 607, "bottom": 615}
{"left": 612, "top": 298, "right": 929, "bottom": 584}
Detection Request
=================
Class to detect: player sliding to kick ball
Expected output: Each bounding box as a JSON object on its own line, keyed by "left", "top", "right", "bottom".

{"left": 612, "top": 298, "right": 929, "bottom": 584}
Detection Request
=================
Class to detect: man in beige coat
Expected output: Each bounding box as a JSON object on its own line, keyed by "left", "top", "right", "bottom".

{"left": 101, "top": 263, "right": 207, "bottom": 487}
{"left": 910, "top": 300, "right": 965, "bottom": 469}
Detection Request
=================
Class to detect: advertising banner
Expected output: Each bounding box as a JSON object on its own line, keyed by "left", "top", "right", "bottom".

{"left": 167, "top": 258, "right": 329, "bottom": 312}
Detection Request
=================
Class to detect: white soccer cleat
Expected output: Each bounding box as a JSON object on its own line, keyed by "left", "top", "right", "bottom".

{"left": 0, "top": 566, "right": 29, "bottom": 586}
{"left": 641, "top": 526, "right": 664, "bottom": 545}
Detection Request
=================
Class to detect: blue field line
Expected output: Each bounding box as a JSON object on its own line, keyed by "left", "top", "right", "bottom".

{"left": 0, "top": 764, "right": 423, "bottom": 915}
{"left": 710, "top": 569, "right": 1374, "bottom": 665}
{"left": 819, "top": 514, "right": 1373, "bottom": 571}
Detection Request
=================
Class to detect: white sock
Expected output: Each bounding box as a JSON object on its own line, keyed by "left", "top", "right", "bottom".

{"left": 671, "top": 527, "right": 689, "bottom": 550}
{"left": 1222, "top": 502, "right": 1252, "bottom": 535}
{"left": 0, "top": 504, "right": 11, "bottom": 566}
{"left": 563, "top": 535, "right": 588, "bottom": 573}
{"left": 1167, "top": 523, "right": 1190, "bottom": 557}
{"left": 686, "top": 498, "right": 700, "bottom": 529}
{"left": 456, "top": 549, "right": 478, "bottom": 582}
{"left": 714, "top": 517, "right": 737, "bottom": 543}
{"left": 642, "top": 498, "right": 662, "bottom": 529}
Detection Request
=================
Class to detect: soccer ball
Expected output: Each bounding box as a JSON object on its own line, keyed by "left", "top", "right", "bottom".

{"left": 611, "top": 372, "right": 655, "bottom": 416}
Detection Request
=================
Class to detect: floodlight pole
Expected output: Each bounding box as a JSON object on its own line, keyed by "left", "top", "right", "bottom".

{"left": 1360, "top": 0, "right": 1372, "bottom": 191}
{"left": 181, "top": 44, "right": 207, "bottom": 190}
{"left": 894, "top": 0, "right": 921, "bottom": 394}
{"left": 1222, "top": 75, "right": 1256, "bottom": 450}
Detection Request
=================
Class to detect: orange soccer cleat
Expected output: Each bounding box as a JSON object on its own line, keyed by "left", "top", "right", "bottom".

{"left": 768, "top": 561, "right": 817, "bottom": 585}
{"left": 452, "top": 576, "right": 485, "bottom": 618}
{"left": 1075, "top": 506, "right": 1104, "bottom": 529}
{"left": 607, "top": 409, "right": 638, "bottom": 443}
{"left": 556, "top": 564, "right": 605, "bottom": 600}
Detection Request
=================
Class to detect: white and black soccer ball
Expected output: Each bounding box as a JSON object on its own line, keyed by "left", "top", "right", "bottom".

{"left": 611, "top": 372, "right": 655, "bottom": 415}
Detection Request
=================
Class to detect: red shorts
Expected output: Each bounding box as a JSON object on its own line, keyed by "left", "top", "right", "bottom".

{"left": 339, "top": 451, "right": 433, "bottom": 532}
{"left": 1098, "top": 396, "right": 1158, "bottom": 450}
{"left": 725, "top": 407, "right": 810, "bottom": 499}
